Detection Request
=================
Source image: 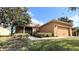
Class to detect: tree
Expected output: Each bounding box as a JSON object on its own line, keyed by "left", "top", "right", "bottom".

{"left": 68, "top": 7, "right": 78, "bottom": 11}
{"left": 0, "top": 7, "right": 31, "bottom": 35}
{"left": 68, "top": 7, "right": 79, "bottom": 15}
{"left": 58, "top": 17, "right": 73, "bottom": 25}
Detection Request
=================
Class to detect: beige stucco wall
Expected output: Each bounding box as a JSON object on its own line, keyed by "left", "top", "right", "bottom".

{"left": 39, "top": 22, "right": 54, "bottom": 33}
{"left": 32, "top": 27, "right": 38, "bottom": 32}
{"left": 39, "top": 22, "right": 72, "bottom": 37}
{"left": 0, "top": 26, "right": 10, "bottom": 36}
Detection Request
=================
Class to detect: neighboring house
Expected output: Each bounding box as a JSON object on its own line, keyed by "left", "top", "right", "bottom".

{"left": 72, "top": 27, "right": 79, "bottom": 36}
{"left": 15, "top": 24, "right": 40, "bottom": 35}
{"left": 39, "top": 20, "right": 72, "bottom": 37}
{"left": 0, "top": 26, "right": 10, "bottom": 36}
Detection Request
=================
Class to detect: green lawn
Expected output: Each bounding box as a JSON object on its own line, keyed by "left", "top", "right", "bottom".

{"left": 0, "top": 37, "right": 11, "bottom": 42}
{"left": 0, "top": 37, "right": 79, "bottom": 51}
{"left": 28, "top": 38, "right": 79, "bottom": 51}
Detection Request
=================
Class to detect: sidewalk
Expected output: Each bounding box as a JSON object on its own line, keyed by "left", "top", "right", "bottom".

{"left": 28, "top": 36, "right": 79, "bottom": 40}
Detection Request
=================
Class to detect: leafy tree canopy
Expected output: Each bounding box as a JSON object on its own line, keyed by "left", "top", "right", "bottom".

{"left": 68, "top": 7, "right": 78, "bottom": 11}
{"left": 58, "top": 17, "right": 73, "bottom": 25}
{"left": 0, "top": 7, "right": 31, "bottom": 35}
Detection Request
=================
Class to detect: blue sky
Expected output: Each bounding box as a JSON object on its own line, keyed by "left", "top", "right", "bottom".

{"left": 28, "top": 7, "right": 79, "bottom": 27}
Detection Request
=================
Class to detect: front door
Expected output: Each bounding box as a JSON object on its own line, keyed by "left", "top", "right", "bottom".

{"left": 25, "top": 27, "right": 32, "bottom": 35}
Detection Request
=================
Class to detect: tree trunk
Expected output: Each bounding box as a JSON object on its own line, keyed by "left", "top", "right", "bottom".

{"left": 11, "top": 25, "right": 14, "bottom": 36}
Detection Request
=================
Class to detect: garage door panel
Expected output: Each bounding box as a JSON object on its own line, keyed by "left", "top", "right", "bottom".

{"left": 57, "top": 26, "right": 69, "bottom": 37}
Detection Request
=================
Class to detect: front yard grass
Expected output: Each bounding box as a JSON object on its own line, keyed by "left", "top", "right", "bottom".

{"left": 0, "top": 37, "right": 79, "bottom": 51}
{"left": 29, "top": 38, "right": 79, "bottom": 51}
{"left": 0, "top": 36, "right": 11, "bottom": 42}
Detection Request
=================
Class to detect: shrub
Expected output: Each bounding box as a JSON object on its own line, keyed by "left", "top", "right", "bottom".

{"left": 0, "top": 35, "right": 31, "bottom": 51}
{"left": 12, "top": 33, "right": 30, "bottom": 39}
{"left": 34, "top": 32, "right": 53, "bottom": 38}
{"left": 5, "top": 36, "right": 31, "bottom": 51}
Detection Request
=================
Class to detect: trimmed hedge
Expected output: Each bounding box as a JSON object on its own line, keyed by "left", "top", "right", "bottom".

{"left": 34, "top": 32, "right": 54, "bottom": 38}
{"left": 12, "top": 33, "right": 30, "bottom": 39}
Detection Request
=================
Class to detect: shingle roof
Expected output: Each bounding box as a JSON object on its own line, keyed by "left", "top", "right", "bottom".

{"left": 40, "top": 20, "right": 73, "bottom": 28}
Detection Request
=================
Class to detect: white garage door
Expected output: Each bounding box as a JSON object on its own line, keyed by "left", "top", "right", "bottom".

{"left": 57, "top": 26, "right": 69, "bottom": 37}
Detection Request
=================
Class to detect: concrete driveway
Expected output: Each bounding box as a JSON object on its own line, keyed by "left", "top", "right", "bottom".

{"left": 28, "top": 36, "right": 79, "bottom": 40}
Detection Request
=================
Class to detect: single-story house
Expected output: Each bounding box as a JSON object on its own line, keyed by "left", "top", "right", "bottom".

{"left": 15, "top": 20, "right": 72, "bottom": 37}
{"left": 15, "top": 24, "right": 40, "bottom": 35}
{"left": 39, "top": 20, "right": 72, "bottom": 37}
{"left": 0, "top": 26, "right": 10, "bottom": 36}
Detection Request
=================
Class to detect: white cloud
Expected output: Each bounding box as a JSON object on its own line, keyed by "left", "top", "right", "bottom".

{"left": 31, "top": 18, "right": 44, "bottom": 25}
{"left": 28, "top": 11, "right": 44, "bottom": 25}
{"left": 27, "top": 11, "right": 35, "bottom": 17}
{"left": 69, "top": 15, "right": 79, "bottom": 27}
